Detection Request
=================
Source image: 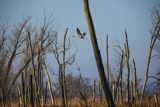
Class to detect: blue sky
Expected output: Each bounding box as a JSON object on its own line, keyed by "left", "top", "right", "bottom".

{"left": 0, "top": 0, "right": 159, "bottom": 83}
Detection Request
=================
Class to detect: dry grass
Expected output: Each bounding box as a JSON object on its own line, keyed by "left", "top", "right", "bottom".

{"left": 1, "top": 97, "right": 159, "bottom": 107}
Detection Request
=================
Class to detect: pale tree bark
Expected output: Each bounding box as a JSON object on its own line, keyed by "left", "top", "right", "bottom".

{"left": 124, "top": 31, "right": 131, "bottom": 105}
{"left": 132, "top": 59, "right": 137, "bottom": 100}
{"left": 106, "top": 35, "right": 110, "bottom": 83}
{"left": 118, "top": 52, "right": 123, "bottom": 103}
{"left": 61, "top": 28, "right": 68, "bottom": 107}
{"left": 154, "top": 93, "right": 159, "bottom": 107}
{"left": 28, "top": 29, "right": 40, "bottom": 107}
{"left": 43, "top": 58, "right": 55, "bottom": 105}
{"left": 111, "top": 81, "right": 115, "bottom": 102}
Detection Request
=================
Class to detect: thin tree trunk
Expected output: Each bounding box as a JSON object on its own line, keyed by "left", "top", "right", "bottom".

{"left": 43, "top": 81, "right": 48, "bottom": 107}
{"left": 61, "top": 28, "right": 68, "bottom": 107}
{"left": 154, "top": 93, "right": 159, "bottom": 107}
{"left": 17, "top": 85, "right": 22, "bottom": 107}
{"left": 124, "top": 31, "right": 130, "bottom": 105}
{"left": 30, "top": 75, "right": 34, "bottom": 107}
{"left": 118, "top": 52, "right": 123, "bottom": 104}
{"left": 141, "top": 8, "right": 159, "bottom": 98}
{"left": 106, "top": 35, "right": 110, "bottom": 83}
{"left": 111, "top": 81, "right": 115, "bottom": 102}
{"left": 130, "top": 81, "right": 133, "bottom": 103}
{"left": 28, "top": 32, "right": 40, "bottom": 107}
{"left": 1, "top": 88, "right": 5, "bottom": 107}
{"left": 21, "top": 73, "right": 26, "bottom": 107}
{"left": 98, "top": 82, "right": 102, "bottom": 102}
{"left": 43, "top": 59, "right": 55, "bottom": 105}
{"left": 93, "top": 80, "right": 96, "bottom": 107}
{"left": 141, "top": 36, "right": 157, "bottom": 99}
{"left": 83, "top": 0, "right": 115, "bottom": 106}
{"left": 115, "top": 50, "right": 123, "bottom": 102}
{"left": 132, "top": 59, "right": 137, "bottom": 100}
{"left": 9, "top": 94, "right": 13, "bottom": 106}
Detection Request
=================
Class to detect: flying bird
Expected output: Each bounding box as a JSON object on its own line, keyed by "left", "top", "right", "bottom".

{"left": 76, "top": 28, "right": 86, "bottom": 39}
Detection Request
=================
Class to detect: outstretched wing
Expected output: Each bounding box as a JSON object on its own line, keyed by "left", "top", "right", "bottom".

{"left": 77, "top": 28, "right": 82, "bottom": 37}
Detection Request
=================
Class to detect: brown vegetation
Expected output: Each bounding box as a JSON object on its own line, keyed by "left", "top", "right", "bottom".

{"left": 0, "top": 1, "right": 160, "bottom": 107}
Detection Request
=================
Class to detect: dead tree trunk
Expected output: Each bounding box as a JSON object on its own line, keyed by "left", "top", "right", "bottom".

{"left": 141, "top": 36, "right": 157, "bottom": 99}
{"left": 17, "top": 84, "right": 22, "bottom": 107}
{"left": 61, "top": 28, "right": 68, "bottom": 107}
{"left": 111, "top": 81, "right": 115, "bottom": 102}
{"left": 106, "top": 35, "right": 110, "bottom": 83}
{"left": 130, "top": 81, "right": 133, "bottom": 103}
{"left": 83, "top": 0, "right": 115, "bottom": 107}
{"left": 141, "top": 7, "right": 159, "bottom": 99}
{"left": 124, "top": 31, "right": 130, "bottom": 105}
{"left": 43, "top": 60, "right": 55, "bottom": 105}
{"left": 21, "top": 73, "right": 26, "bottom": 107}
{"left": 93, "top": 80, "right": 96, "bottom": 107}
{"left": 28, "top": 30, "right": 40, "bottom": 107}
{"left": 118, "top": 53, "right": 123, "bottom": 104}
{"left": 154, "top": 93, "right": 159, "bottom": 107}
{"left": 115, "top": 50, "right": 123, "bottom": 103}
{"left": 30, "top": 75, "right": 34, "bottom": 107}
{"left": 98, "top": 82, "right": 102, "bottom": 102}
{"left": 132, "top": 59, "right": 137, "bottom": 100}
{"left": 1, "top": 88, "right": 5, "bottom": 107}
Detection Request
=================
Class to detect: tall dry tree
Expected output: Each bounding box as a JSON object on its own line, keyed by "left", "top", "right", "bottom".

{"left": 61, "top": 28, "right": 68, "bottom": 107}
{"left": 1, "top": 17, "right": 32, "bottom": 100}
{"left": 36, "top": 15, "right": 56, "bottom": 105}
{"left": 27, "top": 27, "right": 41, "bottom": 107}
{"left": 52, "top": 28, "right": 76, "bottom": 107}
{"left": 124, "top": 31, "right": 131, "bottom": 104}
{"left": 83, "top": 0, "right": 115, "bottom": 107}
{"left": 0, "top": 24, "right": 8, "bottom": 91}
{"left": 132, "top": 59, "right": 137, "bottom": 100}
{"left": 25, "top": 15, "right": 56, "bottom": 106}
{"left": 43, "top": 57, "right": 55, "bottom": 105}
{"left": 141, "top": 7, "right": 160, "bottom": 99}
{"left": 115, "top": 48, "right": 124, "bottom": 103}
{"left": 5, "top": 15, "right": 56, "bottom": 105}
{"left": 106, "top": 35, "right": 110, "bottom": 83}
{"left": 118, "top": 51, "right": 124, "bottom": 103}
{"left": 4, "top": 17, "right": 31, "bottom": 84}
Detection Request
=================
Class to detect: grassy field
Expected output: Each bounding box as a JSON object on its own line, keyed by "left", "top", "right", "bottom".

{"left": 1, "top": 97, "right": 159, "bottom": 107}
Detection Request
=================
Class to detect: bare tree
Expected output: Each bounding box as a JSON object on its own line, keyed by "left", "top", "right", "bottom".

{"left": 106, "top": 35, "right": 110, "bottom": 83}
{"left": 0, "top": 23, "right": 8, "bottom": 90}
{"left": 3, "top": 15, "right": 57, "bottom": 106}
{"left": 52, "top": 28, "right": 76, "bottom": 107}
{"left": 141, "top": 6, "right": 160, "bottom": 99}
{"left": 132, "top": 59, "right": 138, "bottom": 100}
{"left": 83, "top": 0, "right": 115, "bottom": 107}
{"left": 124, "top": 31, "right": 131, "bottom": 104}
{"left": 4, "top": 17, "right": 31, "bottom": 84}
{"left": 114, "top": 46, "right": 124, "bottom": 103}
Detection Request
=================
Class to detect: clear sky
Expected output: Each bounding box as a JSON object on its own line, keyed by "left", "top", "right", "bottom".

{"left": 0, "top": 0, "right": 159, "bottom": 83}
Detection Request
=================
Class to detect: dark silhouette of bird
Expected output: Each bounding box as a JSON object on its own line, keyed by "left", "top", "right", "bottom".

{"left": 76, "top": 28, "right": 86, "bottom": 39}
